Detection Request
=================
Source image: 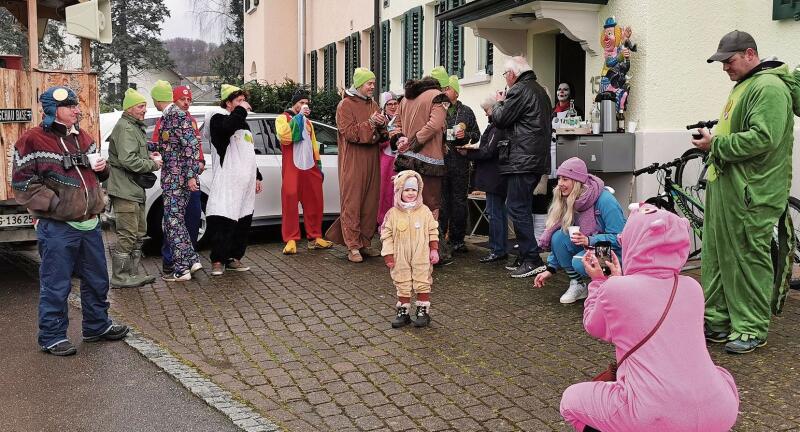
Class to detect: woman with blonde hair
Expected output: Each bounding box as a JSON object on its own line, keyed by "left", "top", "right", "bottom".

{"left": 533, "top": 157, "right": 625, "bottom": 304}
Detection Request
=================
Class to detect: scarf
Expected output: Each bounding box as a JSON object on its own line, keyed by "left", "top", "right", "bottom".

{"left": 538, "top": 174, "right": 605, "bottom": 250}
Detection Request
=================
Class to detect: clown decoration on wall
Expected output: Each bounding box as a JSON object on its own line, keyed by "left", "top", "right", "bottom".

{"left": 599, "top": 16, "right": 636, "bottom": 110}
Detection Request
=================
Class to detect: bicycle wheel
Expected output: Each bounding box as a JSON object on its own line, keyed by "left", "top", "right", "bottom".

{"left": 785, "top": 196, "right": 800, "bottom": 290}
{"left": 672, "top": 149, "right": 707, "bottom": 246}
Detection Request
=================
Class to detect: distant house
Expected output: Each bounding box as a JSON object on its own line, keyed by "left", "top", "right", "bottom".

{"left": 103, "top": 66, "right": 206, "bottom": 106}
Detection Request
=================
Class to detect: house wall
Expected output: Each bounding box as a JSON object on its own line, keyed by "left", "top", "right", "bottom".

{"left": 243, "top": 0, "right": 297, "bottom": 83}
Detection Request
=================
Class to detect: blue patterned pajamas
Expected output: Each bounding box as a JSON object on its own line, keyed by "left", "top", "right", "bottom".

{"left": 162, "top": 187, "right": 199, "bottom": 273}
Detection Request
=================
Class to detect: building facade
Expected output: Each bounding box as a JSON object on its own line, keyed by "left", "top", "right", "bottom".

{"left": 244, "top": 0, "right": 800, "bottom": 200}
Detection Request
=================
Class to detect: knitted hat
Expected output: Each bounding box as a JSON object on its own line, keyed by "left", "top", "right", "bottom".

{"left": 291, "top": 89, "right": 310, "bottom": 105}
{"left": 40, "top": 86, "right": 78, "bottom": 129}
{"left": 173, "top": 85, "right": 192, "bottom": 102}
{"left": 122, "top": 88, "right": 147, "bottom": 111}
{"left": 447, "top": 75, "right": 460, "bottom": 94}
{"left": 429, "top": 66, "right": 449, "bottom": 88}
{"left": 403, "top": 176, "right": 419, "bottom": 191}
{"left": 556, "top": 157, "right": 589, "bottom": 184}
{"left": 352, "top": 68, "right": 376, "bottom": 89}
{"left": 151, "top": 80, "right": 173, "bottom": 102}
{"left": 380, "top": 91, "right": 397, "bottom": 109}
{"left": 220, "top": 84, "right": 242, "bottom": 101}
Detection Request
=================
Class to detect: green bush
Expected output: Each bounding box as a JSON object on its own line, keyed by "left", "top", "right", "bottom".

{"left": 244, "top": 79, "right": 341, "bottom": 127}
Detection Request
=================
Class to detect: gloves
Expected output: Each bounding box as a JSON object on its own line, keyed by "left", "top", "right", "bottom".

{"left": 533, "top": 174, "right": 549, "bottom": 195}
{"left": 384, "top": 254, "right": 395, "bottom": 269}
{"left": 429, "top": 249, "right": 440, "bottom": 265}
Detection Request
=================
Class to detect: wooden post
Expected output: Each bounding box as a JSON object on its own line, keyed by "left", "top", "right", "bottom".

{"left": 27, "top": 0, "right": 39, "bottom": 69}
{"left": 81, "top": 38, "right": 92, "bottom": 72}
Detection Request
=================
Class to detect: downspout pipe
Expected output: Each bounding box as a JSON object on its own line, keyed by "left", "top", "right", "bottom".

{"left": 373, "top": 0, "right": 381, "bottom": 101}
{"left": 298, "top": 0, "right": 306, "bottom": 85}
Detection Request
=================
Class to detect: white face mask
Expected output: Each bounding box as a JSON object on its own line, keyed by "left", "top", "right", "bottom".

{"left": 556, "top": 84, "right": 570, "bottom": 102}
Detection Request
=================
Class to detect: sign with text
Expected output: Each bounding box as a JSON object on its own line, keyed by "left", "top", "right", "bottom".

{"left": 0, "top": 109, "right": 33, "bottom": 123}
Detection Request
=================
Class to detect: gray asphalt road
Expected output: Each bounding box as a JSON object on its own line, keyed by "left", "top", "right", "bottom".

{"left": 0, "top": 249, "right": 242, "bottom": 432}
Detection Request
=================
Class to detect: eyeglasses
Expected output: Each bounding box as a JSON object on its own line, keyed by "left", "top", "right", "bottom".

{"left": 385, "top": 101, "right": 398, "bottom": 106}
{"left": 502, "top": 71, "right": 510, "bottom": 77}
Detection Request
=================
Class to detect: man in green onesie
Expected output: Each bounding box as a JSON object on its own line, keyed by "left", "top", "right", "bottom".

{"left": 692, "top": 30, "right": 800, "bottom": 354}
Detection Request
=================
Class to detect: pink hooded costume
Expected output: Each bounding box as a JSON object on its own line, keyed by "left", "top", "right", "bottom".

{"left": 560, "top": 204, "right": 739, "bottom": 431}
{"left": 377, "top": 91, "right": 399, "bottom": 226}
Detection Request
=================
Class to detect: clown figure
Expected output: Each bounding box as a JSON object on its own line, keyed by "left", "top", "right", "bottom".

{"left": 599, "top": 17, "right": 634, "bottom": 110}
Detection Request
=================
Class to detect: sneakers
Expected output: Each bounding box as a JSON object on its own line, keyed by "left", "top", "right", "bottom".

{"left": 42, "top": 340, "right": 77, "bottom": 356}
{"left": 433, "top": 255, "right": 454, "bottom": 267}
{"left": 505, "top": 256, "right": 522, "bottom": 271}
{"left": 83, "top": 324, "right": 129, "bottom": 342}
{"left": 510, "top": 261, "right": 547, "bottom": 278}
{"left": 704, "top": 325, "right": 730, "bottom": 344}
{"left": 450, "top": 241, "right": 467, "bottom": 253}
{"left": 560, "top": 279, "right": 589, "bottom": 304}
{"left": 391, "top": 303, "right": 412, "bottom": 328}
{"left": 162, "top": 269, "right": 191, "bottom": 282}
{"left": 725, "top": 336, "right": 767, "bottom": 354}
{"left": 190, "top": 262, "right": 203, "bottom": 274}
{"left": 413, "top": 301, "right": 431, "bottom": 327}
{"left": 226, "top": 259, "right": 250, "bottom": 272}
{"left": 308, "top": 238, "right": 333, "bottom": 250}
{"left": 283, "top": 240, "right": 297, "bottom": 255}
{"left": 348, "top": 249, "right": 364, "bottom": 263}
{"left": 162, "top": 263, "right": 174, "bottom": 275}
{"left": 211, "top": 262, "right": 225, "bottom": 276}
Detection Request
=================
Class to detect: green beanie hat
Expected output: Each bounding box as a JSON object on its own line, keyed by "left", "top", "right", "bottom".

{"left": 220, "top": 84, "right": 242, "bottom": 101}
{"left": 352, "top": 67, "right": 376, "bottom": 89}
{"left": 429, "top": 66, "right": 449, "bottom": 88}
{"left": 151, "top": 80, "right": 173, "bottom": 102}
{"left": 448, "top": 75, "right": 460, "bottom": 94}
{"left": 122, "top": 88, "right": 147, "bottom": 111}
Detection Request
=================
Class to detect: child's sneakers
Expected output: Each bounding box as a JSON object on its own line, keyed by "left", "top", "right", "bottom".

{"left": 560, "top": 279, "right": 588, "bottom": 304}
{"left": 391, "top": 302, "right": 411, "bottom": 328}
{"left": 412, "top": 301, "right": 431, "bottom": 327}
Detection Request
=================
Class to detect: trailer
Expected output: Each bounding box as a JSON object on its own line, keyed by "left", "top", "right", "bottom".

{"left": 0, "top": 0, "right": 103, "bottom": 242}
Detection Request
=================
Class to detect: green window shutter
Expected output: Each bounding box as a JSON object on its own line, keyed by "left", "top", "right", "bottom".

{"left": 773, "top": 0, "right": 800, "bottom": 20}
{"left": 324, "top": 43, "right": 337, "bottom": 91}
{"left": 353, "top": 32, "right": 361, "bottom": 70}
{"left": 436, "top": 0, "right": 464, "bottom": 79}
{"left": 403, "top": 6, "right": 423, "bottom": 83}
{"left": 369, "top": 27, "right": 376, "bottom": 73}
{"left": 310, "top": 50, "right": 318, "bottom": 92}
{"left": 381, "top": 20, "right": 390, "bottom": 92}
{"left": 485, "top": 40, "right": 494, "bottom": 75}
{"left": 344, "top": 36, "right": 352, "bottom": 88}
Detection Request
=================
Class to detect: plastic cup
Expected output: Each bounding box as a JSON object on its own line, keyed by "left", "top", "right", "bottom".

{"left": 87, "top": 153, "right": 102, "bottom": 169}
{"left": 626, "top": 121, "right": 637, "bottom": 133}
{"left": 568, "top": 226, "right": 580, "bottom": 236}
{"left": 152, "top": 154, "right": 162, "bottom": 163}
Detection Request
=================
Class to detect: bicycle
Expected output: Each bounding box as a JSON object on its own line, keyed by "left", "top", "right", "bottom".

{"left": 632, "top": 121, "right": 800, "bottom": 289}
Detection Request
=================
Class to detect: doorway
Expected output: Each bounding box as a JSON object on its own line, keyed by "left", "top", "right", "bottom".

{"left": 555, "top": 34, "right": 586, "bottom": 116}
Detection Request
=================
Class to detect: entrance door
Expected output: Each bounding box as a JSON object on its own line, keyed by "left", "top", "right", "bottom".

{"left": 555, "top": 34, "right": 586, "bottom": 116}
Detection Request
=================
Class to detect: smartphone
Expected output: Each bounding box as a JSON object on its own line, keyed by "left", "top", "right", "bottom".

{"left": 594, "top": 241, "right": 613, "bottom": 276}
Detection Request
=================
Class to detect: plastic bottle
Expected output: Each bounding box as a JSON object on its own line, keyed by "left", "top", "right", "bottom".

{"left": 566, "top": 99, "right": 578, "bottom": 127}
{"left": 590, "top": 102, "right": 601, "bottom": 134}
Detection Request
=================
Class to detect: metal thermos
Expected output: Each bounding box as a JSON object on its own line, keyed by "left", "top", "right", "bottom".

{"left": 600, "top": 100, "right": 616, "bottom": 133}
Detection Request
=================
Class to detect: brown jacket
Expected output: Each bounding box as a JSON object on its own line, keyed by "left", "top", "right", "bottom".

{"left": 393, "top": 78, "right": 448, "bottom": 176}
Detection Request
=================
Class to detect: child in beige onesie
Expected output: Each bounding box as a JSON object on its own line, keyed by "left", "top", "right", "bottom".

{"left": 381, "top": 170, "right": 440, "bottom": 328}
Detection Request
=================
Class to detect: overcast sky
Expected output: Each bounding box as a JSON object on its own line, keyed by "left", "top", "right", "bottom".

{"left": 160, "top": 0, "right": 226, "bottom": 44}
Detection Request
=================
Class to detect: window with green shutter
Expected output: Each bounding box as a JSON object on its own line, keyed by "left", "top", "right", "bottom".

{"left": 344, "top": 32, "right": 362, "bottom": 88}
{"left": 773, "top": 0, "right": 800, "bottom": 20}
{"left": 369, "top": 27, "right": 376, "bottom": 73}
{"left": 485, "top": 40, "right": 493, "bottom": 75}
{"left": 310, "top": 50, "right": 318, "bottom": 92}
{"left": 323, "top": 43, "right": 337, "bottom": 91}
{"left": 436, "top": 0, "right": 464, "bottom": 79}
{"left": 403, "top": 6, "right": 423, "bottom": 83}
{"left": 381, "top": 20, "right": 390, "bottom": 91}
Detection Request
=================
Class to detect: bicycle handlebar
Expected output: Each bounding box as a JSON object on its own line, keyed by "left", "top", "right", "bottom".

{"left": 633, "top": 151, "right": 707, "bottom": 177}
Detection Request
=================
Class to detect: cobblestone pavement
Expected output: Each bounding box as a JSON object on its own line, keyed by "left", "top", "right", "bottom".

{"left": 54, "top": 238, "right": 800, "bottom": 431}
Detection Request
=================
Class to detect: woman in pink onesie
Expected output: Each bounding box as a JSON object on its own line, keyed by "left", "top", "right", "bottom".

{"left": 560, "top": 204, "right": 739, "bottom": 432}
{"left": 377, "top": 91, "right": 400, "bottom": 227}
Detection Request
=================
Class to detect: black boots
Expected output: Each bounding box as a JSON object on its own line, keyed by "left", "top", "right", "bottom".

{"left": 391, "top": 303, "right": 411, "bottom": 328}
{"left": 413, "top": 301, "right": 431, "bottom": 328}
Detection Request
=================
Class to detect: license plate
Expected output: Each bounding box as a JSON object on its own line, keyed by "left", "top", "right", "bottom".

{"left": 0, "top": 213, "right": 34, "bottom": 227}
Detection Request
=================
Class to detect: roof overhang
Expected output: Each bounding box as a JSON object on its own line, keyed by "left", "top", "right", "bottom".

{"left": 436, "top": 0, "right": 608, "bottom": 57}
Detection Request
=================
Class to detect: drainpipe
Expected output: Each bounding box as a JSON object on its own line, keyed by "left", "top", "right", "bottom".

{"left": 298, "top": 0, "right": 306, "bottom": 84}
{"left": 373, "top": 0, "right": 380, "bottom": 101}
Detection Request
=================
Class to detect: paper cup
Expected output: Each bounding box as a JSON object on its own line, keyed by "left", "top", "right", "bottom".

{"left": 568, "top": 226, "right": 580, "bottom": 236}
{"left": 87, "top": 153, "right": 102, "bottom": 169}
{"left": 626, "top": 121, "right": 637, "bottom": 133}
{"left": 152, "top": 154, "right": 162, "bottom": 163}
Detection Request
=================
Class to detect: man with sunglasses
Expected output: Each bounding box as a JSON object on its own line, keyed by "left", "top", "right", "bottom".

{"left": 692, "top": 30, "right": 800, "bottom": 354}
{"left": 12, "top": 86, "right": 129, "bottom": 356}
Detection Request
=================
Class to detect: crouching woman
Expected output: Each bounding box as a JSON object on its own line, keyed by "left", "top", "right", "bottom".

{"left": 560, "top": 204, "right": 739, "bottom": 432}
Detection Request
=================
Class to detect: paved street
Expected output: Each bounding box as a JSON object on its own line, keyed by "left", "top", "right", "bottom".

{"left": 0, "top": 249, "right": 241, "bottom": 432}
{"left": 11, "top": 236, "right": 800, "bottom": 431}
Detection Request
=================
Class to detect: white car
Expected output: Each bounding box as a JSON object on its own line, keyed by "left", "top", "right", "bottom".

{"left": 100, "top": 107, "right": 341, "bottom": 252}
